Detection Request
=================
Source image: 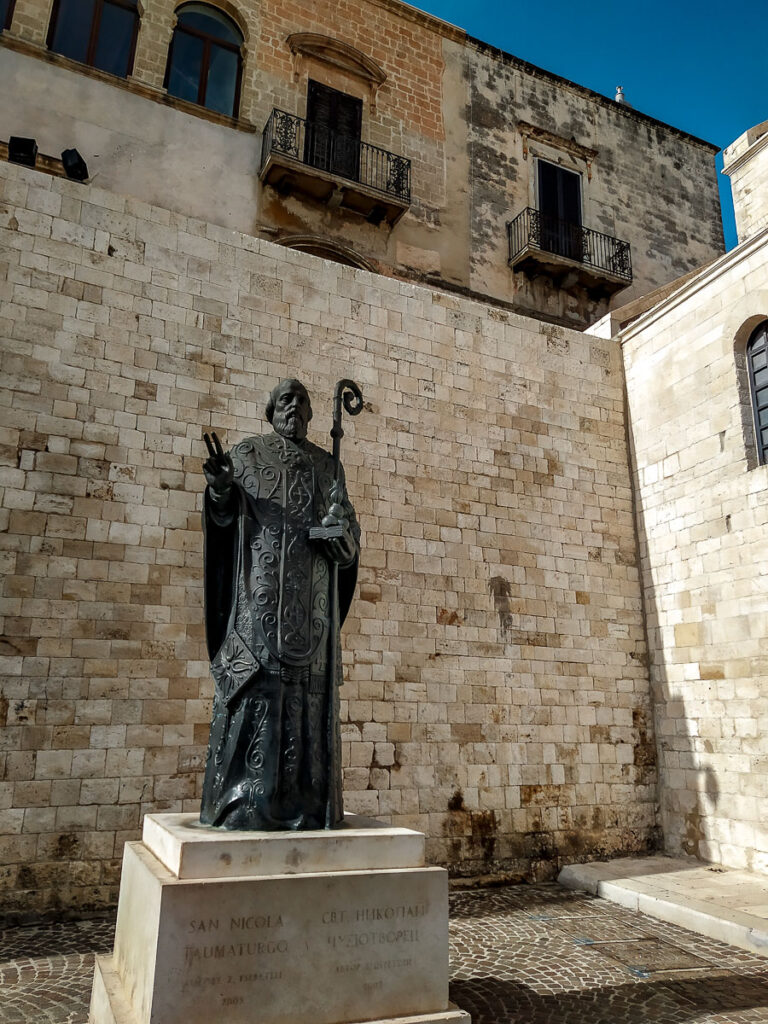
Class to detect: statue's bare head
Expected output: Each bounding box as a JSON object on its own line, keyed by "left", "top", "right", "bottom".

{"left": 266, "top": 379, "right": 312, "bottom": 441}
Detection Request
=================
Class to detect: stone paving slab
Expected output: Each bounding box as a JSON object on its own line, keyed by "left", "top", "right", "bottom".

{"left": 2, "top": 884, "right": 768, "bottom": 1023}
{"left": 559, "top": 856, "right": 768, "bottom": 957}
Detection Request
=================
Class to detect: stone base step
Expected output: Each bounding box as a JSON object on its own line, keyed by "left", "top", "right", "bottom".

{"left": 559, "top": 855, "right": 768, "bottom": 957}
{"left": 91, "top": 954, "right": 471, "bottom": 1024}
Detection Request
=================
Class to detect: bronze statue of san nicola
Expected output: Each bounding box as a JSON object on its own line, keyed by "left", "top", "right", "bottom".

{"left": 199, "top": 378, "right": 363, "bottom": 831}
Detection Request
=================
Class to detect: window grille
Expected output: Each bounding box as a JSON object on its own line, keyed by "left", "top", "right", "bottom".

{"left": 747, "top": 321, "right": 768, "bottom": 466}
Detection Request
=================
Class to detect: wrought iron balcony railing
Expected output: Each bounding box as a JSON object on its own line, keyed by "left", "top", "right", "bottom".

{"left": 508, "top": 208, "right": 632, "bottom": 282}
{"left": 260, "top": 109, "right": 411, "bottom": 204}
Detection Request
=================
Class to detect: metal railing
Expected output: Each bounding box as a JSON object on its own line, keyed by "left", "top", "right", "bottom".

{"left": 260, "top": 109, "right": 411, "bottom": 204}
{"left": 508, "top": 208, "right": 632, "bottom": 282}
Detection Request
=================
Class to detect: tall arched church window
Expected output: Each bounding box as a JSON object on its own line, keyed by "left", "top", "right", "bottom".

{"left": 1, "top": 0, "right": 17, "bottom": 31}
{"left": 47, "top": 0, "right": 139, "bottom": 78}
{"left": 165, "top": 4, "right": 243, "bottom": 117}
{"left": 747, "top": 322, "right": 768, "bottom": 465}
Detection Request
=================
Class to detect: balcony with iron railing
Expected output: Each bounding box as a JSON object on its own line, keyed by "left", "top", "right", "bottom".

{"left": 508, "top": 208, "right": 632, "bottom": 295}
{"left": 259, "top": 109, "right": 411, "bottom": 226}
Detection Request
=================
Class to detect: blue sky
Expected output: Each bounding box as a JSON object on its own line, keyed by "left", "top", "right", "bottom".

{"left": 415, "top": 0, "right": 768, "bottom": 249}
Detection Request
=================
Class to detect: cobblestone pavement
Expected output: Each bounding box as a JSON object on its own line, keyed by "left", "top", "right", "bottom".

{"left": 2, "top": 884, "right": 768, "bottom": 1023}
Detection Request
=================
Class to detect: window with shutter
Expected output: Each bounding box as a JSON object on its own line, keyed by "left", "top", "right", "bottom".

{"left": 305, "top": 80, "right": 362, "bottom": 182}
{"left": 1, "top": 0, "right": 16, "bottom": 31}
{"left": 537, "top": 160, "right": 583, "bottom": 261}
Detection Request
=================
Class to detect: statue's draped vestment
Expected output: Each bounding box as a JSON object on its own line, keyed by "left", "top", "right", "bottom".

{"left": 200, "top": 433, "right": 359, "bottom": 830}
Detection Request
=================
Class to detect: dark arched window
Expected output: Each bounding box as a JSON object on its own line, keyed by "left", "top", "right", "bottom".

{"left": 47, "top": 0, "right": 139, "bottom": 77}
{"left": 747, "top": 322, "right": 768, "bottom": 466}
{"left": 1, "top": 0, "right": 17, "bottom": 31}
{"left": 165, "top": 4, "right": 243, "bottom": 118}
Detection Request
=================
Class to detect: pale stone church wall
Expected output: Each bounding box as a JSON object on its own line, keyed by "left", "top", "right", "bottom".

{"left": 622, "top": 234, "right": 768, "bottom": 873}
{"left": 0, "top": 160, "right": 655, "bottom": 916}
{"left": 723, "top": 123, "right": 768, "bottom": 246}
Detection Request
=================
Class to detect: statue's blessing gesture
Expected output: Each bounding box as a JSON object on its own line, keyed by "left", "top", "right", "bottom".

{"left": 199, "top": 378, "right": 362, "bottom": 831}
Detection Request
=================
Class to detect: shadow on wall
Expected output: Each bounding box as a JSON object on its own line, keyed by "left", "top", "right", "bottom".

{"left": 625, "top": 400, "right": 721, "bottom": 864}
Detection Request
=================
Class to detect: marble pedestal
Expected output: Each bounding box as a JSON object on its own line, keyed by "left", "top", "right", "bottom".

{"left": 89, "top": 812, "right": 469, "bottom": 1024}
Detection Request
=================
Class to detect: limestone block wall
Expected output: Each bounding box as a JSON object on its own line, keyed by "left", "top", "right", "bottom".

{"left": 0, "top": 160, "right": 655, "bottom": 917}
{"left": 723, "top": 122, "right": 768, "bottom": 246}
{"left": 622, "top": 234, "right": 768, "bottom": 873}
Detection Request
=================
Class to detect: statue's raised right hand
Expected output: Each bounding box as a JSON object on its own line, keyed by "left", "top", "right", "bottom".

{"left": 203, "top": 432, "right": 234, "bottom": 494}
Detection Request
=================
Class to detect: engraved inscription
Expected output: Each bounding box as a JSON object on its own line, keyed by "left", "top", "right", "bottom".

{"left": 322, "top": 902, "right": 426, "bottom": 925}
{"left": 175, "top": 892, "right": 433, "bottom": 1019}
{"left": 183, "top": 911, "right": 289, "bottom": 971}
{"left": 322, "top": 902, "right": 426, "bottom": 955}
{"left": 336, "top": 957, "right": 413, "bottom": 974}
{"left": 187, "top": 914, "right": 283, "bottom": 935}
{"left": 185, "top": 940, "right": 289, "bottom": 966}
{"left": 189, "top": 918, "right": 220, "bottom": 933}
{"left": 230, "top": 914, "right": 283, "bottom": 930}
{"left": 181, "top": 970, "right": 283, "bottom": 996}
{"left": 354, "top": 903, "right": 426, "bottom": 921}
{"left": 326, "top": 929, "right": 419, "bottom": 950}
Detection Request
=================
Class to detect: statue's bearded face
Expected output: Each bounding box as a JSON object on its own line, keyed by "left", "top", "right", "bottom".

{"left": 271, "top": 383, "right": 311, "bottom": 441}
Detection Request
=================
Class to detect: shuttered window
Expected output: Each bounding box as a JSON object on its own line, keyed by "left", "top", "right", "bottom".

{"left": 1, "top": 0, "right": 16, "bottom": 31}
{"left": 305, "top": 80, "right": 363, "bottom": 182}
{"left": 537, "top": 160, "right": 583, "bottom": 261}
{"left": 747, "top": 322, "right": 768, "bottom": 466}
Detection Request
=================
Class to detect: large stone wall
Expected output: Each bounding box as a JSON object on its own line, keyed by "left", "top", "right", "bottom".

{"left": 0, "top": 160, "right": 656, "bottom": 917}
{"left": 622, "top": 232, "right": 768, "bottom": 873}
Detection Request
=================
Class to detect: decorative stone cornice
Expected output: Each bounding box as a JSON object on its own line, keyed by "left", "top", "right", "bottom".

{"left": 287, "top": 33, "right": 387, "bottom": 109}
{"left": 277, "top": 234, "right": 378, "bottom": 273}
{"left": 722, "top": 128, "right": 768, "bottom": 178}
{"left": 517, "top": 121, "right": 598, "bottom": 179}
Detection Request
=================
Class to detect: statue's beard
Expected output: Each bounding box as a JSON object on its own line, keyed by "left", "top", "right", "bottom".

{"left": 273, "top": 411, "right": 307, "bottom": 440}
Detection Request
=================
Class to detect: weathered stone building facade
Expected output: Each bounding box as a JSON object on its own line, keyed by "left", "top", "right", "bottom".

{"left": 1, "top": 0, "right": 722, "bottom": 330}
{"left": 0, "top": 0, "right": 764, "bottom": 919}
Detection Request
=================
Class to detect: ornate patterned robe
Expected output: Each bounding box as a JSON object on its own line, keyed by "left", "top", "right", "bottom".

{"left": 200, "top": 432, "right": 359, "bottom": 830}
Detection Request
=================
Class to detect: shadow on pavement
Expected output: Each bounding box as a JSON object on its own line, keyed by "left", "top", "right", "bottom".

{"left": 451, "top": 971, "right": 768, "bottom": 1024}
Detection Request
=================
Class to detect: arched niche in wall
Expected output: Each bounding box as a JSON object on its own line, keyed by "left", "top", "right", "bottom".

{"left": 279, "top": 234, "right": 377, "bottom": 272}
{"left": 287, "top": 33, "right": 386, "bottom": 111}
